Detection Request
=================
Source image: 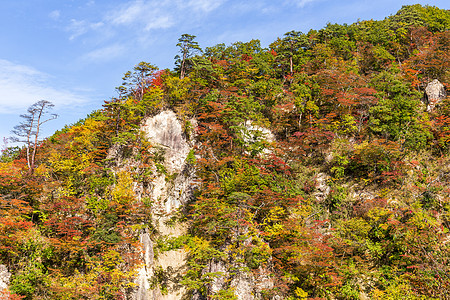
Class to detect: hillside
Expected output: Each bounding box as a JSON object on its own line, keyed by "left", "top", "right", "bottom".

{"left": 1, "top": 4, "right": 450, "bottom": 300}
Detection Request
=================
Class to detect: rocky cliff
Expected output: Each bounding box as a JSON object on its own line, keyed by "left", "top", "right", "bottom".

{"left": 121, "top": 111, "right": 276, "bottom": 300}
{"left": 109, "top": 110, "right": 196, "bottom": 299}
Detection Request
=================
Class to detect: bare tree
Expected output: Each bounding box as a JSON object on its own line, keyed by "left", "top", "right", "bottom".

{"left": 11, "top": 100, "right": 58, "bottom": 173}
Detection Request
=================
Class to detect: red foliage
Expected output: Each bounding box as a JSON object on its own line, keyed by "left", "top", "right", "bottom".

{"left": 150, "top": 69, "right": 166, "bottom": 87}
{"left": 241, "top": 54, "right": 253, "bottom": 62}
{"left": 0, "top": 290, "right": 25, "bottom": 300}
{"left": 432, "top": 115, "right": 450, "bottom": 152}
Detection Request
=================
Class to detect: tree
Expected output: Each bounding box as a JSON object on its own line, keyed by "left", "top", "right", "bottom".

{"left": 105, "top": 62, "right": 159, "bottom": 136}
{"left": 11, "top": 100, "right": 57, "bottom": 173}
{"left": 117, "top": 61, "right": 159, "bottom": 101}
{"left": 271, "top": 31, "right": 306, "bottom": 78}
{"left": 175, "top": 34, "right": 202, "bottom": 79}
{"left": 369, "top": 71, "right": 431, "bottom": 150}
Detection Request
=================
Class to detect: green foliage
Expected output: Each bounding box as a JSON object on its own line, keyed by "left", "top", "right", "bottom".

{"left": 181, "top": 236, "right": 226, "bottom": 296}
{"left": 369, "top": 70, "right": 431, "bottom": 150}
{"left": 2, "top": 5, "right": 450, "bottom": 299}
{"left": 0, "top": 145, "right": 21, "bottom": 163}
{"left": 8, "top": 229, "right": 52, "bottom": 299}
{"left": 186, "top": 149, "right": 196, "bottom": 164}
{"left": 175, "top": 34, "right": 202, "bottom": 79}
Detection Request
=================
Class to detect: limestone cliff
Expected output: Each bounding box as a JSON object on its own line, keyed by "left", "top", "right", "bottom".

{"left": 132, "top": 110, "right": 195, "bottom": 299}
{"left": 109, "top": 111, "right": 277, "bottom": 300}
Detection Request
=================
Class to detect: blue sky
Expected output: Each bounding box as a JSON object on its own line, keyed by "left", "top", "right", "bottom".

{"left": 0, "top": 0, "right": 448, "bottom": 146}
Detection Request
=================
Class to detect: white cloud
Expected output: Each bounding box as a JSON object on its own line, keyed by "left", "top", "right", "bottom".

{"left": 144, "top": 15, "right": 174, "bottom": 31}
{"left": 0, "top": 60, "right": 89, "bottom": 114}
{"left": 106, "top": 0, "right": 175, "bottom": 30}
{"left": 187, "top": 0, "right": 226, "bottom": 12}
{"left": 49, "top": 10, "right": 61, "bottom": 20}
{"left": 285, "top": 0, "right": 320, "bottom": 7}
{"left": 63, "top": 0, "right": 225, "bottom": 62}
{"left": 67, "top": 19, "right": 104, "bottom": 40}
{"left": 108, "top": 0, "right": 146, "bottom": 25}
{"left": 81, "top": 44, "right": 126, "bottom": 62}
{"left": 74, "top": 0, "right": 224, "bottom": 39}
{"left": 67, "top": 19, "right": 88, "bottom": 40}
{"left": 227, "top": 2, "right": 277, "bottom": 15}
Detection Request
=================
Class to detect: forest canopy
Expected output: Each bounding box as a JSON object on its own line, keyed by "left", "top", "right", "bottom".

{"left": 1, "top": 4, "right": 450, "bottom": 300}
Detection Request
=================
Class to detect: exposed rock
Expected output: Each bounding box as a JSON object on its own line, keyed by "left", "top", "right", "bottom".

{"left": 351, "top": 190, "right": 375, "bottom": 202}
{"left": 424, "top": 79, "right": 446, "bottom": 111}
{"left": 140, "top": 109, "right": 197, "bottom": 215}
{"left": 129, "top": 111, "right": 274, "bottom": 299}
{"left": 231, "top": 271, "right": 254, "bottom": 300}
{"left": 314, "top": 173, "right": 331, "bottom": 202}
{"left": 207, "top": 260, "right": 228, "bottom": 295}
{"left": 242, "top": 121, "right": 274, "bottom": 144}
{"left": 241, "top": 121, "right": 274, "bottom": 155}
{"left": 206, "top": 260, "right": 274, "bottom": 300}
{"left": 155, "top": 232, "right": 187, "bottom": 300}
{"left": 0, "top": 264, "right": 11, "bottom": 293}
{"left": 129, "top": 110, "right": 195, "bottom": 300}
{"left": 142, "top": 110, "right": 191, "bottom": 173}
{"left": 133, "top": 230, "right": 154, "bottom": 300}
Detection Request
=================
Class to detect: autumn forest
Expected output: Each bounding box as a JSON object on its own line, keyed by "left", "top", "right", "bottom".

{"left": 1, "top": 4, "right": 450, "bottom": 300}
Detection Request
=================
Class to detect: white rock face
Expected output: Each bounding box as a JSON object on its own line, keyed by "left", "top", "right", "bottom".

{"left": 206, "top": 259, "right": 274, "bottom": 300}
{"left": 425, "top": 79, "right": 447, "bottom": 111}
{"left": 130, "top": 110, "right": 195, "bottom": 300}
{"left": 241, "top": 121, "right": 274, "bottom": 145}
{"left": 240, "top": 121, "right": 274, "bottom": 155}
{"left": 314, "top": 173, "right": 331, "bottom": 202}
{"left": 0, "top": 264, "right": 11, "bottom": 292}
{"left": 142, "top": 110, "right": 191, "bottom": 173}
{"left": 133, "top": 231, "right": 154, "bottom": 300}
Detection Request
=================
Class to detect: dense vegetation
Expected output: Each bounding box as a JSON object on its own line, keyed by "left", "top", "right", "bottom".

{"left": 1, "top": 4, "right": 450, "bottom": 299}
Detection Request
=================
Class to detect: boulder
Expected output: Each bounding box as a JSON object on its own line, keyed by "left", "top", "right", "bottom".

{"left": 424, "top": 79, "right": 446, "bottom": 111}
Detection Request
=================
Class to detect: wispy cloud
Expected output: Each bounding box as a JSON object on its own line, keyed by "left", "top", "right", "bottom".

{"left": 106, "top": 2, "right": 174, "bottom": 31}
{"left": 0, "top": 60, "right": 89, "bottom": 114}
{"left": 81, "top": 44, "right": 126, "bottom": 62}
{"left": 68, "top": 0, "right": 225, "bottom": 40}
{"left": 285, "top": 0, "right": 321, "bottom": 7}
{"left": 61, "top": 0, "right": 226, "bottom": 63}
{"left": 66, "top": 19, "right": 104, "bottom": 41}
{"left": 107, "top": 0, "right": 151, "bottom": 26}
{"left": 187, "top": 0, "right": 226, "bottom": 12}
{"left": 105, "top": 0, "right": 184, "bottom": 31}
{"left": 49, "top": 10, "right": 61, "bottom": 21}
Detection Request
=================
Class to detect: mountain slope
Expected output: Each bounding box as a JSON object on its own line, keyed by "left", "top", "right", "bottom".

{"left": 1, "top": 4, "right": 450, "bottom": 300}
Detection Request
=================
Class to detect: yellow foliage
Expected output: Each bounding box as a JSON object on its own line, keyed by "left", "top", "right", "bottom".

{"left": 47, "top": 250, "right": 137, "bottom": 299}
{"left": 34, "top": 164, "right": 50, "bottom": 178}
{"left": 184, "top": 236, "right": 210, "bottom": 253}
{"left": 164, "top": 76, "right": 192, "bottom": 104}
{"left": 371, "top": 276, "right": 430, "bottom": 300}
{"left": 330, "top": 114, "right": 357, "bottom": 135}
{"left": 262, "top": 207, "right": 286, "bottom": 238}
{"left": 70, "top": 118, "right": 103, "bottom": 151}
{"left": 111, "top": 170, "right": 135, "bottom": 206}
{"left": 294, "top": 287, "right": 308, "bottom": 299}
{"left": 367, "top": 207, "right": 391, "bottom": 223}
